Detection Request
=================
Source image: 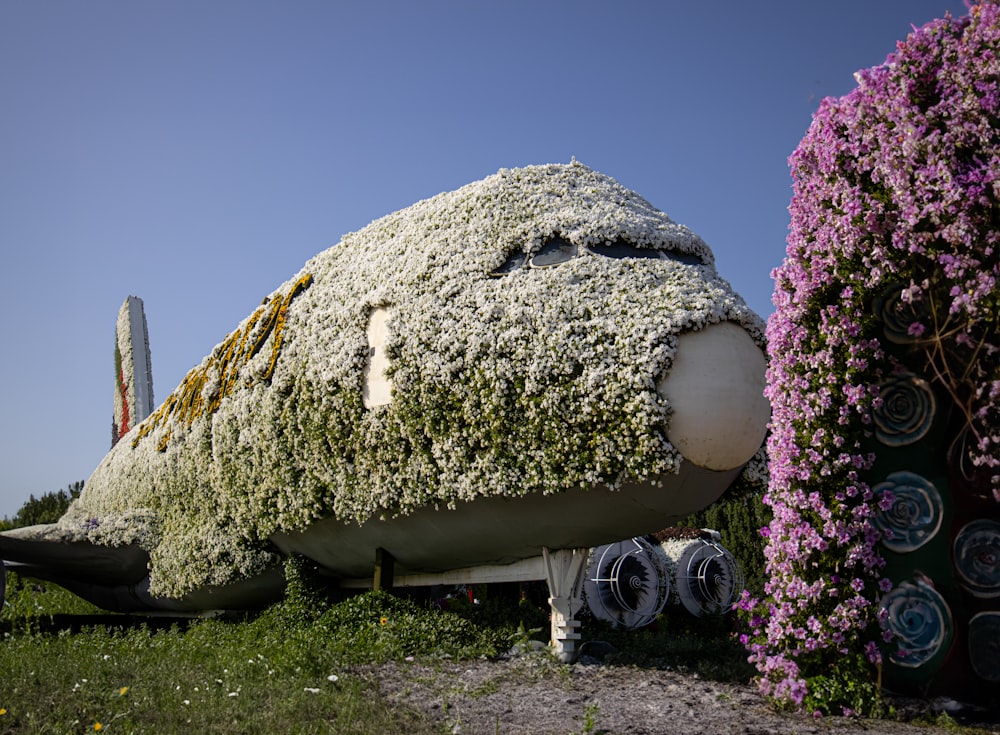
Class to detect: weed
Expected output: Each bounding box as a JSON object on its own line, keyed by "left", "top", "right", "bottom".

{"left": 582, "top": 701, "right": 601, "bottom": 733}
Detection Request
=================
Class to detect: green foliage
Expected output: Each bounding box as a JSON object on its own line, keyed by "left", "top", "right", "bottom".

{"left": 277, "top": 553, "right": 332, "bottom": 626}
{"left": 678, "top": 490, "right": 770, "bottom": 598}
{"left": 7, "top": 482, "right": 83, "bottom": 529}
{"left": 580, "top": 701, "right": 601, "bottom": 734}
{"left": 800, "top": 652, "right": 884, "bottom": 718}
{"left": 439, "top": 587, "right": 550, "bottom": 647}
{"left": 1, "top": 571, "right": 104, "bottom": 631}
{"left": 306, "top": 590, "right": 501, "bottom": 663}
{"left": 259, "top": 574, "right": 552, "bottom": 670}
{"left": 233, "top": 587, "right": 544, "bottom": 684}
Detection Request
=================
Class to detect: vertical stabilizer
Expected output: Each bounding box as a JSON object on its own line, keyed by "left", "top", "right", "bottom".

{"left": 112, "top": 296, "right": 154, "bottom": 447}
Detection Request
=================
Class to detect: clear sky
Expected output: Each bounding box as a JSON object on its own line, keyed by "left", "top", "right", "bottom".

{"left": 0, "top": 1, "right": 971, "bottom": 519}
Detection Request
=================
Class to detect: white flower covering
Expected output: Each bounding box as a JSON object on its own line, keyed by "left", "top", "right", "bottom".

{"left": 60, "top": 162, "right": 764, "bottom": 598}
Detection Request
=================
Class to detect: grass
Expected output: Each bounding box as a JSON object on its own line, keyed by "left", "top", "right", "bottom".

{"left": 0, "top": 572, "right": 548, "bottom": 734}
{"left": 0, "top": 571, "right": 756, "bottom": 735}
{"left": 1, "top": 590, "right": 434, "bottom": 734}
{"left": 0, "top": 623, "right": 426, "bottom": 734}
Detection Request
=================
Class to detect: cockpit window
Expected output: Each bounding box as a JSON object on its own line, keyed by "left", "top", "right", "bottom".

{"left": 530, "top": 237, "right": 577, "bottom": 268}
{"left": 489, "top": 251, "right": 527, "bottom": 277}
{"left": 590, "top": 239, "right": 704, "bottom": 265}
{"left": 489, "top": 235, "right": 703, "bottom": 276}
{"left": 659, "top": 250, "right": 704, "bottom": 266}
{"left": 589, "top": 240, "right": 661, "bottom": 260}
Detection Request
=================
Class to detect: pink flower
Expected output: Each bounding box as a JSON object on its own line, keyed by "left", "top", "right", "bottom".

{"left": 745, "top": 2, "right": 1000, "bottom": 714}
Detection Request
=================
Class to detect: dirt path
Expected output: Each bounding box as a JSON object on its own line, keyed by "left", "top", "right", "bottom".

{"left": 359, "top": 656, "right": 1000, "bottom": 735}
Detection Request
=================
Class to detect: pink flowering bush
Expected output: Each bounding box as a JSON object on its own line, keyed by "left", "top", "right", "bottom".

{"left": 742, "top": 3, "right": 999, "bottom": 714}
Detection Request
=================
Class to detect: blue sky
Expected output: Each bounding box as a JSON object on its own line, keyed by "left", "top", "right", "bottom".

{"left": 0, "top": 1, "right": 970, "bottom": 519}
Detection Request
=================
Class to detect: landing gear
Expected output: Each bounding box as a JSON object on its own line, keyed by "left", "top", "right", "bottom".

{"left": 542, "top": 547, "right": 588, "bottom": 663}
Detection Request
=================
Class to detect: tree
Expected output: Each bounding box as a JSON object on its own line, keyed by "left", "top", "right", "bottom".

{"left": 7, "top": 482, "right": 84, "bottom": 529}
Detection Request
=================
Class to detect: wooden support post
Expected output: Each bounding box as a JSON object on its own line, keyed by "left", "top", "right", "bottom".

{"left": 373, "top": 547, "right": 395, "bottom": 591}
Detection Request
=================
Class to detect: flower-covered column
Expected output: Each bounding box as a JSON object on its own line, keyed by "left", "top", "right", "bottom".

{"left": 743, "top": 3, "right": 999, "bottom": 714}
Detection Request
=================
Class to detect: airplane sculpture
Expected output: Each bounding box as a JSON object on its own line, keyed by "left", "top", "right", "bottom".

{"left": 1, "top": 162, "right": 768, "bottom": 656}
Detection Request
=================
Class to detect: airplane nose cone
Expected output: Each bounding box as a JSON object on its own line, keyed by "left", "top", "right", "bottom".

{"left": 656, "top": 321, "right": 769, "bottom": 471}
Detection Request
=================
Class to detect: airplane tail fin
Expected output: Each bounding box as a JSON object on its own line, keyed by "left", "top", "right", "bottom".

{"left": 112, "top": 296, "right": 154, "bottom": 447}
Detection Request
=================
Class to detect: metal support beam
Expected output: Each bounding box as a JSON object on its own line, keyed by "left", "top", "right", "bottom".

{"left": 340, "top": 555, "right": 547, "bottom": 589}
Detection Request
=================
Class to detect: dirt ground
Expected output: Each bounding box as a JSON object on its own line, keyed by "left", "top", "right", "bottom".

{"left": 357, "top": 654, "right": 1000, "bottom": 735}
